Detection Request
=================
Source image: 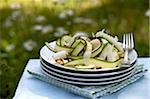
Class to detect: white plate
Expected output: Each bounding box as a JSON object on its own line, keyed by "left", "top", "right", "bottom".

{"left": 40, "top": 60, "right": 136, "bottom": 77}
{"left": 40, "top": 67, "right": 135, "bottom": 85}
{"left": 40, "top": 41, "right": 137, "bottom": 72}
{"left": 40, "top": 62, "right": 136, "bottom": 82}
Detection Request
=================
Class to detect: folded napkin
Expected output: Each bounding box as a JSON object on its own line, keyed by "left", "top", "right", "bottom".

{"left": 27, "top": 64, "right": 146, "bottom": 99}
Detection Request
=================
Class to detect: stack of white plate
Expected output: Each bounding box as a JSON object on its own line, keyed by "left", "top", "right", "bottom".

{"left": 39, "top": 42, "right": 137, "bottom": 85}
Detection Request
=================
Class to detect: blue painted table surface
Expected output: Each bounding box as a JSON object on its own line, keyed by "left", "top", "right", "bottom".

{"left": 13, "top": 58, "right": 150, "bottom": 99}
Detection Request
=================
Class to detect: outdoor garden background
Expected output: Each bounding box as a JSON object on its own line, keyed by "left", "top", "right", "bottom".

{"left": 0, "top": 0, "right": 149, "bottom": 99}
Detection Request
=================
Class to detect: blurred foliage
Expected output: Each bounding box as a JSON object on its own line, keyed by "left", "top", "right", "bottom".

{"left": 0, "top": 0, "right": 149, "bottom": 98}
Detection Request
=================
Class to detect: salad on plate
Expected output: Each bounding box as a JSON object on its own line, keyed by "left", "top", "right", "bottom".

{"left": 45, "top": 29, "right": 124, "bottom": 70}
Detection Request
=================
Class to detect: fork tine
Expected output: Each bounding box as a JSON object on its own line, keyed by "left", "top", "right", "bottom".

{"left": 128, "top": 33, "right": 131, "bottom": 48}
{"left": 123, "top": 34, "right": 125, "bottom": 48}
{"left": 131, "top": 33, "right": 134, "bottom": 48}
{"left": 128, "top": 34, "right": 130, "bottom": 48}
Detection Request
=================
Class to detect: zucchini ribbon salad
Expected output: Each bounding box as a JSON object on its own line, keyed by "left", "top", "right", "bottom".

{"left": 45, "top": 29, "right": 125, "bottom": 70}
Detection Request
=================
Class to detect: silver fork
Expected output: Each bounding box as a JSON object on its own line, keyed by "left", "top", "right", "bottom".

{"left": 122, "top": 33, "right": 134, "bottom": 65}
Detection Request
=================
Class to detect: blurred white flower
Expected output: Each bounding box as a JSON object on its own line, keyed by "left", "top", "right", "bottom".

{"left": 42, "top": 25, "right": 54, "bottom": 34}
{"left": 91, "top": 0, "right": 98, "bottom": 4}
{"left": 66, "top": 9, "right": 74, "bottom": 16}
{"left": 9, "top": 3, "right": 21, "bottom": 10}
{"left": 58, "top": 9, "right": 74, "bottom": 19}
{"left": 83, "top": 18, "right": 94, "bottom": 24}
{"left": 4, "top": 18, "right": 12, "bottom": 28}
{"left": 11, "top": 11, "right": 21, "bottom": 20}
{"left": 145, "top": 9, "right": 150, "bottom": 17}
{"left": 57, "top": 27, "right": 68, "bottom": 34}
{"left": 52, "top": 0, "right": 65, "bottom": 5}
{"left": 35, "top": 16, "right": 46, "bottom": 23}
{"left": 59, "top": 0, "right": 65, "bottom": 5}
{"left": 6, "top": 44, "right": 15, "bottom": 52}
{"left": 54, "top": 31, "right": 68, "bottom": 37}
{"left": 54, "top": 32, "right": 62, "bottom": 37}
{"left": 23, "top": 40, "right": 37, "bottom": 51}
{"left": 32, "top": 25, "right": 43, "bottom": 31}
{"left": 54, "top": 27, "right": 68, "bottom": 37}
{"left": 73, "top": 17, "right": 94, "bottom": 24}
{"left": 73, "top": 17, "right": 83, "bottom": 23}
{"left": 59, "top": 11, "right": 67, "bottom": 19}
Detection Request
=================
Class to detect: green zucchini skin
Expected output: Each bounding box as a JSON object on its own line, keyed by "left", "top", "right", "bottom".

{"left": 98, "top": 43, "right": 110, "bottom": 59}
{"left": 56, "top": 39, "right": 61, "bottom": 46}
{"left": 78, "top": 50, "right": 85, "bottom": 56}
{"left": 96, "top": 31, "right": 124, "bottom": 53}
{"left": 68, "top": 56, "right": 82, "bottom": 60}
{"left": 69, "top": 39, "right": 76, "bottom": 47}
{"left": 71, "top": 40, "right": 81, "bottom": 48}
{"left": 91, "top": 44, "right": 106, "bottom": 57}
{"left": 71, "top": 42, "right": 85, "bottom": 56}
{"left": 80, "top": 37, "right": 92, "bottom": 65}
{"left": 45, "top": 42, "right": 73, "bottom": 53}
{"left": 60, "top": 35, "right": 72, "bottom": 47}
{"left": 45, "top": 42, "right": 56, "bottom": 52}
{"left": 82, "top": 38, "right": 92, "bottom": 54}
{"left": 55, "top": 44, "right": 73, "bottom": 53}
{"left": 64, "top": 58, "right": 123, "bottom": 68}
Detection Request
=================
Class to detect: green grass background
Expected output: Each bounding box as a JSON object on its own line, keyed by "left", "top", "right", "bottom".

{"left": 0, "top": 0, "right": 149, "bottom": 98}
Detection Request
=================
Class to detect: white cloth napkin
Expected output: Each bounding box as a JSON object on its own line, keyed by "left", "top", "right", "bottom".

{"left": 27, "top": 64, "right": 146, "bottom": 99}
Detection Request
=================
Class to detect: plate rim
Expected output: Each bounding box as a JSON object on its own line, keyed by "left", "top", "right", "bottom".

{"left": 41, "top": 56, "right": 137, "bottom": 73}
{"left": 40, "top": 63, "right": 135, "bottom": 82}
{"left": 40, "top": 41, "right": 138, "bottom": 72}
{"left": 40, "top": 68, "right": 135, "bottom": 85}
{"left": 40, "top": 60, "right": 137, "bottom": 77}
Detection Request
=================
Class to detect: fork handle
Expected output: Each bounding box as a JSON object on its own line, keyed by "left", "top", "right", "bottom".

{"left": 124, "top": 50, "right": 129, "bottom": 64}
